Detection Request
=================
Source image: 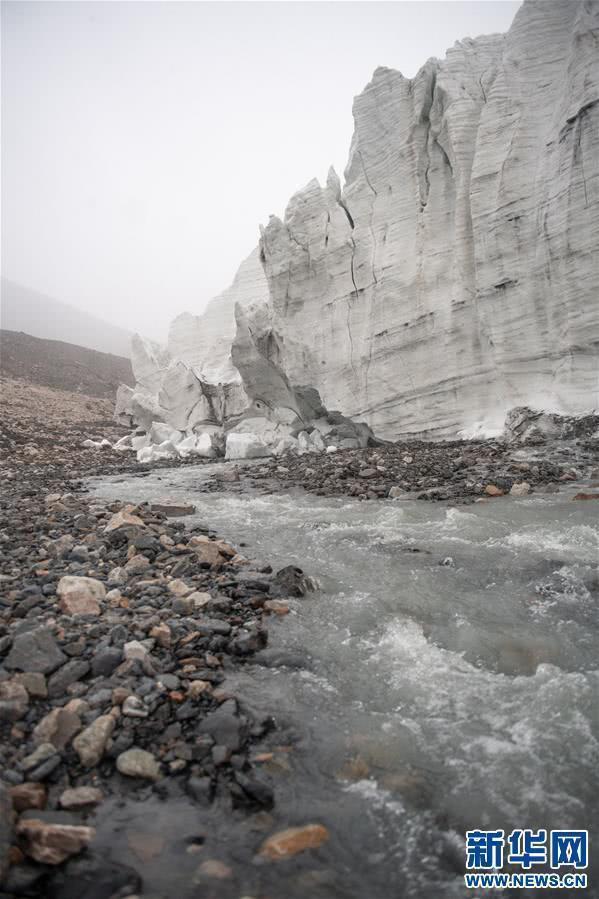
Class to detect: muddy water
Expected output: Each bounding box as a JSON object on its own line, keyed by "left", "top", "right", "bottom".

{"left": 88, "top": 465, "right": 599, "bottom": 898}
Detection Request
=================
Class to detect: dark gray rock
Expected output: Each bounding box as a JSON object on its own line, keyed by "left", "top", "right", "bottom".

{"left": 4, "top": 628, "right": 67, "bottom": 674}
{"left": 197, "top": 700, "right": 243, "bottom": 751}
{"left": 91, "top": 646, "right": 123, "bottom": 677}
{"left": 48, "top": 659, "right": 90, "bottom": 697}
{"left": 0, "top": 782, "right": 13, "bottom": 883}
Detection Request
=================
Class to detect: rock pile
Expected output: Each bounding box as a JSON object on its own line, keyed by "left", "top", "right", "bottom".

{"left": 0, "top": 488, "right": 313, "bottom": 892}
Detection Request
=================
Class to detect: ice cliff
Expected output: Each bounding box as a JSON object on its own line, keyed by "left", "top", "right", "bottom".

{"left": 119, "top": 0, "right": 599, "bottom": 457}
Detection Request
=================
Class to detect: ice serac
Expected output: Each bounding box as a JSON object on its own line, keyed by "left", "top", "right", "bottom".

{"left": 238, "top": 0, "right": 599, "bottom": 439}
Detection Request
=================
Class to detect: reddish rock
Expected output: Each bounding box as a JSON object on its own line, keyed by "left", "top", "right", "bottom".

{"left": 10, "top": 783, "right": 46, "bottom": 812}
{"left": 33, "top": 708, "right": 81, "bottom": 750}
{"left": 258, "top": 824, "right": 329, "bottom": 860}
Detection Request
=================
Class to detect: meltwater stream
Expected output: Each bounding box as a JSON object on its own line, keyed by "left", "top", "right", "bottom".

{"left": 88, "top": 465, "right": 599, "bottom": 899}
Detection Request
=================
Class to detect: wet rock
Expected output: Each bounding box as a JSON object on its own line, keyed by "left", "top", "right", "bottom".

{"left": 263, "top": 599, "right": 290, "bottom": 615}
{"left": 5, "top": 627, "right": 67, "bottom": 674}
{"left": 116, "top": 747, "right": 161, "bottom": 780}
{"left": 17, "top": 817, "right": 95, "bottom": 864}
{"left": 510, "top": 481, "right": 531, "bottom": 496}
{"left": 573, "top": 492, "right": 599, "bottom": 501}
{"left": 59, "top": 786, "right": 103, "bottom": 809}
{"left": 484, "top": 484, "right": 504, "bottom": 497}
{"left": 0, "top": 678, "right": 29, "bottom": 721}
{"left": 258, "top": 823, "right": 329, "bottom": 860}
{"left": 43, "top": 853, "right": 141, "bottom": 899}
{"left": 273, "top": 565, "right": 314, "bottom": 597}
{"left": 151, "top": 500, "right": 196, "bottom": 516}
{"left": 72, "top": 714, "right": 115, "bottom": 767}
{"left": 197, "top": 700, "right": 243, "bottom": 751}
{"left": 57, "top": 575, "right": 105, "bottom": 615}
{"left": 388, "top": 486, "right": 404, "bottom": 498}
{"left": 122, "top": 695, "right": 149, "bottom": 718}
{"left": 33, "top": 707, "right": 82, "bottom": 750}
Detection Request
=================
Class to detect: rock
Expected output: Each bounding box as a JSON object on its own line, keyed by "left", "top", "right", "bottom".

{"left": 189, "top": 540, "right": 224, "bottom": 568}
{"left": 57, "top": 575, "right": 105, "bottom": 615}
{"left": 168, "top": 578, "right": 193, "bottom": 596}
{"left": 195, "top": 859, "right": 233, "bottom": 880}
{"left": 5, "top": 628, "right": 67, "bottom": 674}
{"left": 22, "top": 743, "right": 59, "bottom": 772}
{"left": 17, "top": 818, "right": 95, "bottom": 865}
{"left": 14, "top": 672, "right": 47, "bottom": 699}
{"left": 59, "top": 787, "right": 103, "bottom": 810}
{"left": 41, "top": 853, "right": 141, "bottom": 899}
{"left": 273, "top": 565, "right": 314, "bottom": 597}
{"left": 510, "top": 481, "right": 531, "bottom": 496}
{"left": 150, "top": 501, "right": 196, "bottom": 517}
{"left": 72, "top": 715, "right": 115, "bottom": 767}
{"left": 573, "top": 492, "right": 599, "bottom": 501}
{"left": 104, "top": 509, "right": 145, "bottom": 533}
{"left": 484, "top": 484, "right": 504, "bottom": 497}
{"left": 197, "top": 701, "right": 243, "bottom": 751}
{"left": 10, "top": 782, "right": 46, "bottom": 812}
{"left": 33, "top": 708, "right": 82, "bottom": 750}
{"left": 124, "top": 640, "right": 149, "bottom": 662}
{"left": 0, "top": 679, "right": 29, "bottom": 721}
{"left": 116, "top": 747, "right": 161, "bottom": 781}
{"left": 263, "top": 599, "right": 290, "bottom": 616}
{"left": 225, "top": 432, "right": 270, "bottom": 460}
{"left": 47, "top": 659, "right": 90, "bottom": 697}
{"left": 91, "top": 646, "right": 123, "bottom": 677}
{"left": 122, "top": 696, "right": 148, "bottom": 718}
{"left": 0, "top": 784, "right": 13, "bottom": 882}
{"left": 388, "top": 486, "right": 404, "bottom": 498}
{"left": 258, "top": 824, "right": 329, "bottom": 860}
{"left": 124, "top": 554, "right": 151, "bottom": 575}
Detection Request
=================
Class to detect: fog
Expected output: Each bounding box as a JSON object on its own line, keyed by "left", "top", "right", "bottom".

{"left": 2, "top": 0, "right": 520, "bottom": 342}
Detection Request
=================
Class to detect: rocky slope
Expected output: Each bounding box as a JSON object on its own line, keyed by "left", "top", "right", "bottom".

{"left": 1, "top": 331, "right": 133, "bottom": 399}
{"left": 120, "top": 0, "right": 598, "bottom": 455}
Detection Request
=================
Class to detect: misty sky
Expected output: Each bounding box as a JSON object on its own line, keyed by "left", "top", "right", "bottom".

{"left": 2, "top": 0, "right": 521, "bottom": 341}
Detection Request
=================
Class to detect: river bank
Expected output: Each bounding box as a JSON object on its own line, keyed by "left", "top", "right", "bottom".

{"left": 1, "top": 402, "right": 598, "bottom": 896}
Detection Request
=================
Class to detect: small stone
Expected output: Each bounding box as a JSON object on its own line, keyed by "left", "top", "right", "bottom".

{"left": 72, "top": 715, "right": 115, "bottom": 767}
{"left": 10, "top": 782, "right": 46, "bottom": 812}
{"left": 510, "top": 481, "right": 531, "bottom": 496}
{"left": 33, "top": 708, "right": 81, "bottom": 750}
{"left": 168, "top": 579, "right": 193, "bottom": 596}
{"left": 263, "top": 600, "right": 290, "bottom": 616}
{"left": 190, "top": 541, "right": 224, "bottom": 568}
{"left": 0, "top": 680, "right": 29, "bottom": 722}
{"left": 22, "top": 743, "right": 58, "bottom": 772}
{"left": 187, "top": 680, "right": 212, "bottom": 699}
{"left": 388, "top": 486, "right": 404, "bottom": 498}
{"left": 151, "top": 501, "right": 196, "bottom": 517}
{"left": 124, "top": 640, "right": 148, "bottom": 662}
{"left": 59, "top": 786, "right": 103, "bottom": 809}
{"left": 359, "top": 467, "right": 377, "bottom": 478}
{"left": 484, "top": 484, "right": 504, "bottom": 497}
{"left": 17, "top": 818, "right": 95, "bottom": 865}
{"left": 107, "top": 566, "right": 128, "bottom": 585}
{"left": 57, "top": 576, "right": 105, "bottom": 615}
{"left": 195, "top": 859, "right": 233, "bottom": 880}
{"left": 122, "top": 696, "right": 148, "bottom": 718}
{"left": 104, "top": 510, "right": 145, "bottom": 533}
{"left": 258, "top": 824, "right": 329, "bottom": 860}
{"left": 47, "top": 659, "right": 90, "bottom": 698}
{"left": 150, "top": 623, "right": 171, "bottom": 647}
{"left": 116, "top": 747, "right": 161, "bottom": 781}
{"left": 91, "top": 646, "right": 123, "bottom": 677}
{"left": 124, "top": 555, "right": 151, "bottom": 576}
{"left": 5, "top": 628, "right": 66, "bottom": 674}
{"left": 188, "top": 591, "right": 212, "bottom": 610}
{"left": 573, "top": 492, "right": 599, "bottom": 501}
{"left": 14, "top": 672, "right": 47, "bottom": 699}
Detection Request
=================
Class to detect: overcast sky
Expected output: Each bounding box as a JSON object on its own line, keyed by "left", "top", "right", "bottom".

{"left": 2, "top": 0, "right": 521, "bottom": 341}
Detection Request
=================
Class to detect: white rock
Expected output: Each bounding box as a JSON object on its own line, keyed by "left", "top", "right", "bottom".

{"left": 225, "top": 432, "right": 270, "bottom": 460}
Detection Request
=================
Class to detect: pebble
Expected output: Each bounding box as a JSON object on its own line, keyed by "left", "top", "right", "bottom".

{"left": 59, "top": 786, "right": 104, "bottom": 809}
{"left": 17, "top": 818, "right": 95, "bottom": 865}
{"left": 116, "top": 747, "right": 161, "bottom": 781}
{"left": 258, "top": 824, "right": 330, "bottom": 860}
{"left": 72, "top": 714, "right": 115, "bottom": 766}
{"left": 5, "top": 628, "right": 66, "bottom": 674}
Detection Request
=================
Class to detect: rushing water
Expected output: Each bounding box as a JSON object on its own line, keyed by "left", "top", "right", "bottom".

{"left": 88, "top": 464, "right": 599, "bottom": 899}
